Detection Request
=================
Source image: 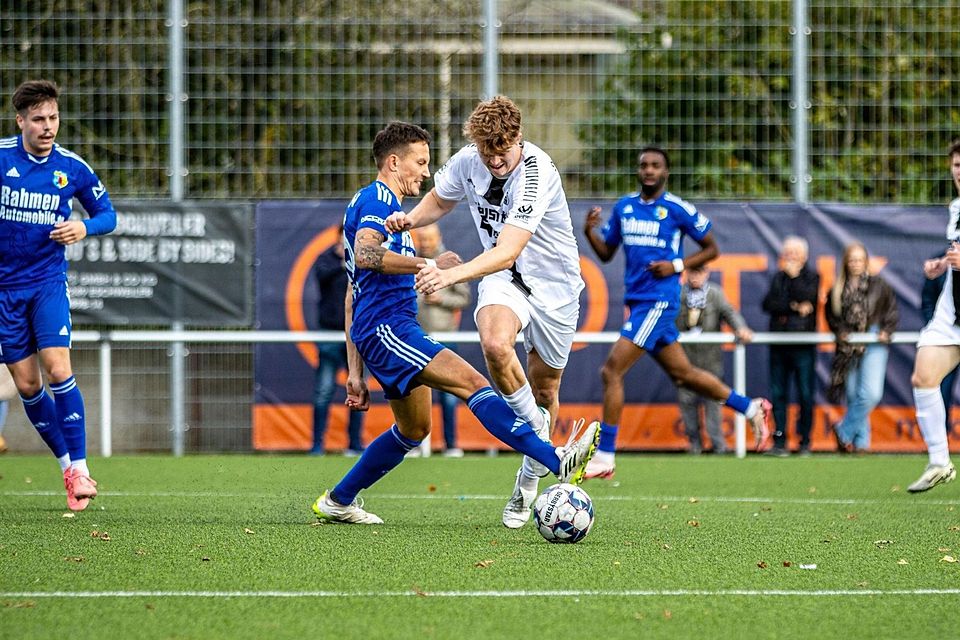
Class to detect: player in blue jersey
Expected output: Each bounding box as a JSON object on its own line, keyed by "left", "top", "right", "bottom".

{"left": 0, "top": 80, "right": 116, "bottom": 510}
{"left": 311, "top": 122, "right": 598, "bottom": 524}
{"left": 581, "top": 147, "right": 771, "bottom": 479}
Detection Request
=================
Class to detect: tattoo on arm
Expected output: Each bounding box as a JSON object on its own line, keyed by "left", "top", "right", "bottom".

{"left": 355, "top": 228, "right": 387, "bottom": 272}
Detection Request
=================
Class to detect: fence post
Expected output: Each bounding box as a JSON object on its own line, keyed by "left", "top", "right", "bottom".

{"left": 168, "top": 0, "right": 185, "bottom": 200}
{"left": 99, "top": 337, "right": 112, "bottom": 458}
{"left": 791, "top": 0, "right": 810, "bottom": 203}
{"left": 734, "top": 342, "right": 747, "bottom": 458}
{"left": 171, "top": 322, "right": 186, "bottom": 457}
{"left": 483, "top": 0, "right": 498, "bottom": 98}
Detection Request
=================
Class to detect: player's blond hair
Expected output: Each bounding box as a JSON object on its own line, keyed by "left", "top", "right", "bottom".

{"left": 463, "top": 96, "right": 521, "bottom": 157}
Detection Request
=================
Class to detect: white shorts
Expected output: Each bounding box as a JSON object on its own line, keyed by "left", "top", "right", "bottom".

{"left": 474, "top": 274, "right": 580, "bottom": 370}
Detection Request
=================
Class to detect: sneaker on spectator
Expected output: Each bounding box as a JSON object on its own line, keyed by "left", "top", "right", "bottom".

{"left": 442, "top": 448, "right": 464, "bottom": 458}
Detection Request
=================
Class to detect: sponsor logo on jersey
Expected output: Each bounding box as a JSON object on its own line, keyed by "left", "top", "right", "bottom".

{"left": 92, "top": 180, "right": 106, "bottom": 200}
{"left": 53, "top": 170, "right": 69, "bottom": 189}
{"left": 655, "top": 206, "right": 668, "bottom": 220}
{"left": 5, "top": 166, "right": 20, "bottom": 178}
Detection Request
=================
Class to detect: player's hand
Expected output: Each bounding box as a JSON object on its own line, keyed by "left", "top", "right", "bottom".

{"left": 584, "top": 206, "right": 602, "bottom": 233}
{"left": 878, "top": 330, "right": 892, "bottom": 344}
{"left": 793, "top": 301, "right": 814, "bottom": 317}
{"left": 384, "top": 212, "right": 412, "bottom": 233}
{"left": 924, "top": 257, "right": 949, "bottom": 279}
{"left": 415, "top": 263, "right": 454, "bottom": 295}
{"left": 345, "top": 376, "right": 370, "bottom": 411}
{"left": 435, "top": 250, "right": 461, "bottom": 269}
{"left": 49, "top": 221, "right": 88, "bottom": 245}
{"left": 646, "top": 260, "right": 674, "bottom": 278}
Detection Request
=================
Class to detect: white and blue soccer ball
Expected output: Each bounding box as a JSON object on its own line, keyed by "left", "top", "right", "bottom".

{"left": 533, "top": 483, "right": 594, "bottom": 544}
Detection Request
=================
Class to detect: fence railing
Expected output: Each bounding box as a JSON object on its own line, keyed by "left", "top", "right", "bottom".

{"left": 69, "top": 329, "right": 922, "bottom": 460}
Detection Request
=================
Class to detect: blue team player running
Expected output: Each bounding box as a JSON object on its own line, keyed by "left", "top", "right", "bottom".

{"left": 0, "top": 80, "right": 117, "bottom": 510}
{"left": 312, "top": 122, "right": 599, "bottom": 524}
{"left": 581, "top": 146, "right": 771, "bottom": 479}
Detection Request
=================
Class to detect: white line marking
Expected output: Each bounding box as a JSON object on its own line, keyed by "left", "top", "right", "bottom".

{"left": 3, "top": 491, "right": 960, "bottom": 506}
{"left": 2, "top": 589, "right": 959, "bottom": 599}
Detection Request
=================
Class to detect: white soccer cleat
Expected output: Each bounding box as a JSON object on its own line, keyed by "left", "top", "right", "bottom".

{"left": 525, "top": 407, "right": 552, "bottom": 478}
{"left": 556, "top": 419, "right": 601, "bottom": 485}
{"left": 583, "top": 455, "right": 616, "bottom": 480}
{"left": 312, "top": 490, "right": 383, "bottom": 524}
{"left": 502, "top": 469, "right": 539, "bottom": 529}
{"left": 907, "top": 462, "right": 957, "bottom": 493}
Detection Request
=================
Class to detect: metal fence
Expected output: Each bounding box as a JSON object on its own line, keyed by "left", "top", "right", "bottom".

{"left": 2, "top": 1, "right": 958, "bottom": 202}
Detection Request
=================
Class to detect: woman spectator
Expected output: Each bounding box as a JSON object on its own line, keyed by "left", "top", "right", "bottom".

{"left": 826, "top": 242, "right": 899, "bottom": 452}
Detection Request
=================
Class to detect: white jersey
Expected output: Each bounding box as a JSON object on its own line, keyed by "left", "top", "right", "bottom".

{"left": 433, "top": 141, "right": 583, "bottom": 310}
{"left": 919, "top": 198, "right": 960, "bottom": 346}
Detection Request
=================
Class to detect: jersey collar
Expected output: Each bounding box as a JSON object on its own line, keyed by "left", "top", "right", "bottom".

{"left": 17, "top": 135, "right": 53, "bottom": 164}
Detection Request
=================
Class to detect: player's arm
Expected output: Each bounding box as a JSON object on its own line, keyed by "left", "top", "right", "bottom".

{"left": 343, "top": 284, "right": 369, "bottom": 411}
{"left": 354, "top": 227, "right": 434, "bottom": 274}
{"left": 648, "top": 232, "right": 719, "bottom": 278}
{"left": 384, "top": 189, "right": 458, "bottom": 233}
{"left": 583, "top": 206, "right": 617, "bottom": 262}
{"left": 414, "top": 224, "right": 532, "bottom": 294}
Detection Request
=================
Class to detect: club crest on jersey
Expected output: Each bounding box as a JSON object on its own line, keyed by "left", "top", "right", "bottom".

{"left": 655, "top": 206, "right": 669, "bottom": 220}
{"left": 53, "top": 170, "right": 69, "bottom": 189}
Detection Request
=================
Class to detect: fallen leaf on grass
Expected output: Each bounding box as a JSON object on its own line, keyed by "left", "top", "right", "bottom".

{"left": 782, "top": 561, "right": 792, "bottom": 567}
{"left": 856, "top": 581, "right": 869, "bottom": 587}
{"left": 760, "top": 506, "right": 773, "bottom": 512}
{"left": 890, "top": 485, "right": 901, "bottom": 492}
{"left": 939, "top": 547, "right": 952, "bottom": 552}
{"left": 687, "top": 520, "right": 700, "bottom": 528}
{"left": 661, "top": 544, "right": 672, "bottom": 550}
{"left": 808, "top": 486, "right": 817, "bottom": 494}
{"left": 201, "top": 556, "right": 211, "bottom": 562}
{"left": 63, "top": 556, "right": 84, "bottom": 563}
{"left": 688, "top": 497, "right": 699, "bottom": 503}
{"left": 474, "top": 559, "right": 494, "bottom": 569}
{"left": 145, "top": 604, "right": 155, "bottom": 611}
{"left": 135, "top": 549, "right": 147, "bottom": 556}
{"left": 663, "top": 610, "right": 672, "bottom": 620}
{"left": 757, "top": 561, "right": 768, "bottom": 569}
{"left": 427, "top": 484, "right": 437, "bottom": 493}
{"left": 412, "top": 587, "right": 428, "bottom": 597}
{"left": 243, "top": 528, "right": 255, "bottom": 535}
{"left": 4, "top": 601, "right": 35, "bottom": 608}
{"left": 940, "top": 555, "right": 958, "bottom": 563}
{"left": 657, "top": 504, "right": 669, "bottom": 510}
{"left": 949, "top": 526, "right": 960, "bottom": 531}
{"left": 61, "top": 513, "right": 75, "bottom": 519}
{"left": 874, "top": 540, "right": 893, "bottom": 548}
{"left": 897, "top": 559, "right": 909, "bottom": 565}
{"left": 614, "top": 561, "right": 621, "bottom": 567}
{"left": 24, "top": 477, "right": 32, "bottom": 484}
{"left": 845, "top": 514, "right": 858, "bottom": 520}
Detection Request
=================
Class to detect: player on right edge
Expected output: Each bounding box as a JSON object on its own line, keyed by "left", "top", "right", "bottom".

{"left": 908, "top": 139, "right": 960, "bottom": 493}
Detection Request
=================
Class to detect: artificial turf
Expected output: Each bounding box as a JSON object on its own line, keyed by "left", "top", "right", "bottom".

{"left": 2, "top": 453, "right": 960, "bottom": 639}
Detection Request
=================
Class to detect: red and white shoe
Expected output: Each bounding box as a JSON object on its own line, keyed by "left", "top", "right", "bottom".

{"left": 749, "top": 398, "right": 773, "bottom": 452}
{"left": 583, "top": 454, "right": 616, "bottom": 480}
{"left": 64, "top": 468, "right": 98, "bottom": 512}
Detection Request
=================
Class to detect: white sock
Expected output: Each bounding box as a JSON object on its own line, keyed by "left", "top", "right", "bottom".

{"left": 745, "top": 399, "right": 758, "bottom": 419}
{"left": 518, "top": 470, "right": 540, "bottom": 491}
{"left": 71, "top": 458, "right": 89, "bottom": 476}
{"left": 914, "top": 387, "right": 951, "bottom": 466}
{"left": 57, "top": 454, "right": 71, "bottom": 473}
{"left": 502, "top": 383, "right": 542, "bottom": 428}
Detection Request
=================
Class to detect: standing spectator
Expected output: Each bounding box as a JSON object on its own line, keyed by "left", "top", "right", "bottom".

{"left": 415, "top": 224, "right": 471, "bottom": 457}
{"left": 676, "top": 264, "right": 754, "bottom": 454}
{"left": 762, "top": 236, "right": 820, "bottom": 456}
{"left": 0, "top": 80, "right": 117, "bottom": 511}
{"left": 825, "top": 242, "right": 898, "bottom": 453}
{"left": 921, "top": 251, "right": 958, "bottom": 423}
{"left": 310, "top": 228, "right": 365, "bottom": 456}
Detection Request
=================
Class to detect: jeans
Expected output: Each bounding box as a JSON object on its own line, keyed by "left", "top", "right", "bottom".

{"left": 312, "top": 342, "right": 364, "bottom": 453}
{"left": 769, "top": 344, "right": 816, "bottom": 449}
{"left": 837, "top": 341, "right": 889, "bottom": 450}
{"left": 677, "top": 386, "right": 726, "bottom": 453}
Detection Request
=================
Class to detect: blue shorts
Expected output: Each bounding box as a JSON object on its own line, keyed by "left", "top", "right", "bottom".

{"left": 621, "top": 300, "right": 679, "bottom": 355}
{"left": 0, "top": 279, "right": 73, "bottom": 364}
{"left": 353, "top": 319, "right": 445, "bottom": 400}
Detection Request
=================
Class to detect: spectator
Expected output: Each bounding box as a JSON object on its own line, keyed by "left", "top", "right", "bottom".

{"left": 921, "top": 252, "right": 958, "bottom": 421}
{"left": 310, "top": 228, "right": 365, "bottom": 456}
{"left": 762, "top": 236, "right": 820, "bottom": 456}
{"left": 415, "top": 224, "right": 472, "bottom": 457}
{"left": 676, "top": 264, "right": 754, "bottom": 454}
{"left": 825, "top": 242, "right": 898, "bottom": 452}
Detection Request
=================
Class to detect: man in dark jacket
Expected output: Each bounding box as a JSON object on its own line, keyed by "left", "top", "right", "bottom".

{"left": 762, "top": 236, "right": 820, "bottom": 456}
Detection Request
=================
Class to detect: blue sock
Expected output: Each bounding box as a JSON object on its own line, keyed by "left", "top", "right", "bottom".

{"left": 467, "top": 387, "right": 560, "bottom": 475}
{"left": 21, "top": 388, "right": 68, "bottom": 459}
{"left": 332, "top": 424, "right": 419, "bottom": 505}
{"left": 51, "top": 377, "right": 86, "bottom": 463}
{"left": 598, "top": 421, "right": 619, "bottom": 453}
{"left": 724, "top": 390, "right": 751, "bottom": 415}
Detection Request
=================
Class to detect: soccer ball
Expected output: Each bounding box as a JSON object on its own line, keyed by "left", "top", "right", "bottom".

{"left": 533, "top": 483, "right": 594, "bottom": 543}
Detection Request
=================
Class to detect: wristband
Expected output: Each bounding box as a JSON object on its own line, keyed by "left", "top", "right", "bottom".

{"left": 424, "top": 258, "right": 437, "bottom": 268}
{"left": 672, "top": 258, "right": 685, "bottom": 274}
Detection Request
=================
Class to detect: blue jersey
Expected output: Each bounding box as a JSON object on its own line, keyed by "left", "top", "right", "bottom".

{"left": 601, "top": 191, "right": 711, "bottom": 304}
{"left": 344, "top": 180, "right": 418, "bottom": 340}
{"left": 0, "top": 135, "right": 116, "bottom": 289}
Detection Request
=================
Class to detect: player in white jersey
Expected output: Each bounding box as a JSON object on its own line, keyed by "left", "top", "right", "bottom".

{"left": 385, "top": 96, "right": 584, "bottom": 529}
{"left": 909, "top": 139, "right": 960, "bottom": 492}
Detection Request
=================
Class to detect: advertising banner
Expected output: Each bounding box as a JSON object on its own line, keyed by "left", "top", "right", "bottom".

{"left": 66, "top": 201, "right": 253, "bottom": 326}
{"left": 254, "top": 199, "right": 954, "bottom": 452}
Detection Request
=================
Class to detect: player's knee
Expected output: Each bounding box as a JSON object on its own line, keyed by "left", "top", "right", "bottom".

{"left": 532, "top": 387, "right": 556, "bottom": 409}
{"left": 44, "top": 364, "right": 74, "bottom": 384}
{"left": 912, "top": 370, "right": 937, "bottom": 388}
{"left": 600, "top": 362, "right": 621, "bottom": 386}
{"left": 397, "top": 422, "right": 431, "bottom": 442}
{"left": 480, "top": 339, "right": 515, "bottom": 371}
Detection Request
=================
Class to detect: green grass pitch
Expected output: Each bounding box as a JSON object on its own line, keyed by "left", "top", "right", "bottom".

{"left": 3, "top": 453, "right": 960, "bottom": 639}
